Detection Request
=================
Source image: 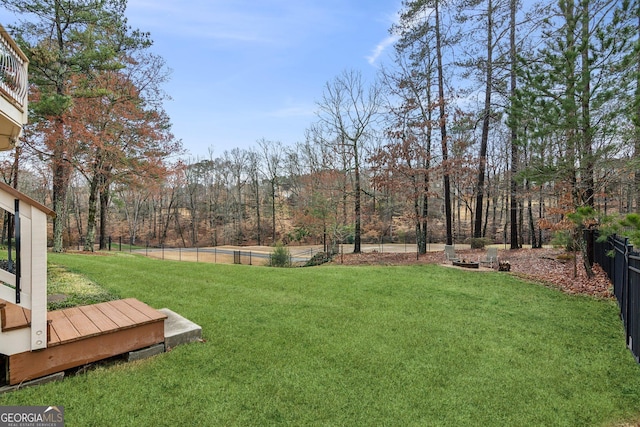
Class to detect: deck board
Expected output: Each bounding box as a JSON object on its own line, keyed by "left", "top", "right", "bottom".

{"left": 0, "top": 299, "right": 30, "bottom": 331}
{"left": 47, "top": 310, "right": 81, "bottom": 343}
{"left": 47, "top": 320, "right": 61, "bottom": 346}
{"left": 95, "top": 302, "right": 137, "bottom": 329}
{"left": 78, "top": 304, "right": 119, "bottom": 332}
{"left": 121, "top": 298, "right": 168, "bottom": 322}
{"left": 61, "top": 307, "right": 101, "bottom": 337}
{"left": 109, "top": 299, "right": 155, "bottom": 324}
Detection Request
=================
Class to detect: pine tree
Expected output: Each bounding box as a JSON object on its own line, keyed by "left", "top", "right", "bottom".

{"left": 4, "top": 0, "right": 151, "bottom": 251}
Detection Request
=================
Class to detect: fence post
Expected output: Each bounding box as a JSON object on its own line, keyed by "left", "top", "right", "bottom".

{"left": 625, "top": 237, "right": 630, "bottom": 349}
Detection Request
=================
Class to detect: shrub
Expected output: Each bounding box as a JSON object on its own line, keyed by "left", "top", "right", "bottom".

{"left": 469, "top": 237, "right": 490, "bottom": 249}
{"left": 305, "top": 252, "right": 333, "bottom": 267}
{"left": 269, "top": 242, "right": 291, "bottom": 267}
{"left": 551, "top": 230, "right": 575, "bottom": 251}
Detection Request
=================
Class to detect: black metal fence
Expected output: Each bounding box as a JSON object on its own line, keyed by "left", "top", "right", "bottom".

{"left": 594, "top": 234, "right": 640, "bottom": 362}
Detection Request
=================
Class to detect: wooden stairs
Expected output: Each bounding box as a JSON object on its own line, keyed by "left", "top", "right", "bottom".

{"left": 1, "top": 298, "right": 167, "bottom": 385}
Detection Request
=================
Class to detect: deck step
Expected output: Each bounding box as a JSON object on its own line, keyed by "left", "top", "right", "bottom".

{"left": 6, "top": 298, "right": 167, "bottom": 385}
{"left": 0, "top": 299, "right": 31, "bottom": 332}
{"left": 158, "top": 308, "right": 202, "bottom": 350}
{"left": 2, "top": 301, "right": 202, "bottom": 386}
{"left": 47, "top": 298, "right": 168, "bottom": 346}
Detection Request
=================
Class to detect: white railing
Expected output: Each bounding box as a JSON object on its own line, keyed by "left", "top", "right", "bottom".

{"left": 0, "top": 182, "right": 54, "bottom": 354}
{"left": 0, "top": 25, "right": 27, "bottom": 110}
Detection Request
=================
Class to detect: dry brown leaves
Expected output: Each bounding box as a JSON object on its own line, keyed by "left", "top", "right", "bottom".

{"left": 333, "top": 247, "right": 613, "bottom": 298}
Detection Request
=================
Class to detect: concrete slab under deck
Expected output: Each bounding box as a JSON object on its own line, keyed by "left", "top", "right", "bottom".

{"left": 158, "top": 308, "right": 202, "bottom": 350}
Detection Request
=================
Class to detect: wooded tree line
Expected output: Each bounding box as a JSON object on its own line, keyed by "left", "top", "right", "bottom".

{"left": 0, "top": 0, "right": 639, "bottom": 255}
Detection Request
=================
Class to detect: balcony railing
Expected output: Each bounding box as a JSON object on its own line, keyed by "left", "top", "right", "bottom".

{"left": 0, "top": 24, "right": 27, "bottom": 110}
{"left": 0, "top": 24, "right": 28, "bottom": 151}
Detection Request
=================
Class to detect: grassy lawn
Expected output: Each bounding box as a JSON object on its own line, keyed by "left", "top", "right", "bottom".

{"left": 2, "top": 252, "right": 640, "bottom": 426}
{"left": 46, "top": 263, "right": 119, "bottom": 310}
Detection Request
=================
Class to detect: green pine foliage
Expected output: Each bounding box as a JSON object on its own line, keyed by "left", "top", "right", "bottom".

{"left": 269, "top": 242, "right": 291, "bottom": 267}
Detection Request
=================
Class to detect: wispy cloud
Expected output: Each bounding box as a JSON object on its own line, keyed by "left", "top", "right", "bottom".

{"left": 366, "top": 35, "right": 399, "bottom": 65}
{"left": 366, "top": 5, "right": 402, "bottom": 65}
{"left": 266, "top": 104, "right": 316, "bottom": 119}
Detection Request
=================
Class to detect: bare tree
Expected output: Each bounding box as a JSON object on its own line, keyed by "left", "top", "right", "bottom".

{"left": 258, "top": 138, "right": 284, "bottom": 244}
{"left": 246, "top": 149, "right": 263, "bottom": 245}
{"left": 377, "top": 48, "right": 436, "bottom": 254}
{"left": 225, "top": 148, "right": 249, "bottom": 244}
{"left": 316, "top": 69, "right": 381, "bottom": 253}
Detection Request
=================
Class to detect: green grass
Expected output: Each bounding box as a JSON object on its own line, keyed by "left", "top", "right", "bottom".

{"left": 46, "top": 263, "right": 119, "bottom": 310}
{"left": 2, "top": 252, "right": 640, "bottom": 426}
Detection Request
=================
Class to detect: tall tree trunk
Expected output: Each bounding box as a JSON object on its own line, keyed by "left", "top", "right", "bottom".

{"left": 474, "top": 0, "right": 493, "bottom": 239}
{"left": 527, "top": 181, "right": 539, "bottom": 248}
{"left": 509, "top": 0, "right": 519, "bottom": 249}
{"left": 255, "top": 180, "right": 262, "bottom": 245}
{"left": 236, "top": 179, "right": 243, "bottom": 245}
{"left": 52, "top": 119, "right": 71, "bottom": 252}
{"left": 435, "top": 0, "right": 453, "bottom": 245}
{"left": 420, "top": 167, "right": 429, "bottom": 254}
{"left": 72, "top": 186, "right": 84, "bottom": 239}
{"left": 564, "top": 0, "right": 579, "bottom": 207}
{"left": 581, "top": 0, "right": 595, "bottom": 276}
{"left": 174, "top": 204, "right": 187, "bottom": 247}
{"left": 161, "top": 189, "right": 175, "bottom": 244}
{"left": 271, "top": 181, "right": 277, "bottom": 243}
{"left": 84, "top": 172, "right": 100, "bottom": 252}
{"left": 483, "top": 184, "right": 490, "bottom": 237}
{"left": 420, "top": 68, "right": 433, "bottom": 254}
{"left": 353, "top": 140, "right": 362, "bottom": 253}
{"left": 99, "top": 180, "right": 109, "bottom": 249}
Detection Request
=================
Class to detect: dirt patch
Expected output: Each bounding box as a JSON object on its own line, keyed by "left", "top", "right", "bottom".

{"left": 47, "top": 293, "right": 67, "bottom": 304}
{"left": 331, "top": 247, "right": 613, "bottom": 298}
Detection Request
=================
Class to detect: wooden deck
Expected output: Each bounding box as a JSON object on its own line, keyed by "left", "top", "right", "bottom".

{"left": 46, "top": 298, "right": 166, "bottom": 346}
{"left": 1, "top": 298, "right": 167, "bottom": 385}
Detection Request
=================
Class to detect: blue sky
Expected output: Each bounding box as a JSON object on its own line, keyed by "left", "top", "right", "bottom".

{"left": 0, "top": 1, "right": 402, "bottom": 159}
{"left": 123, "top": 0, "right": 401, "bottom": 158}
